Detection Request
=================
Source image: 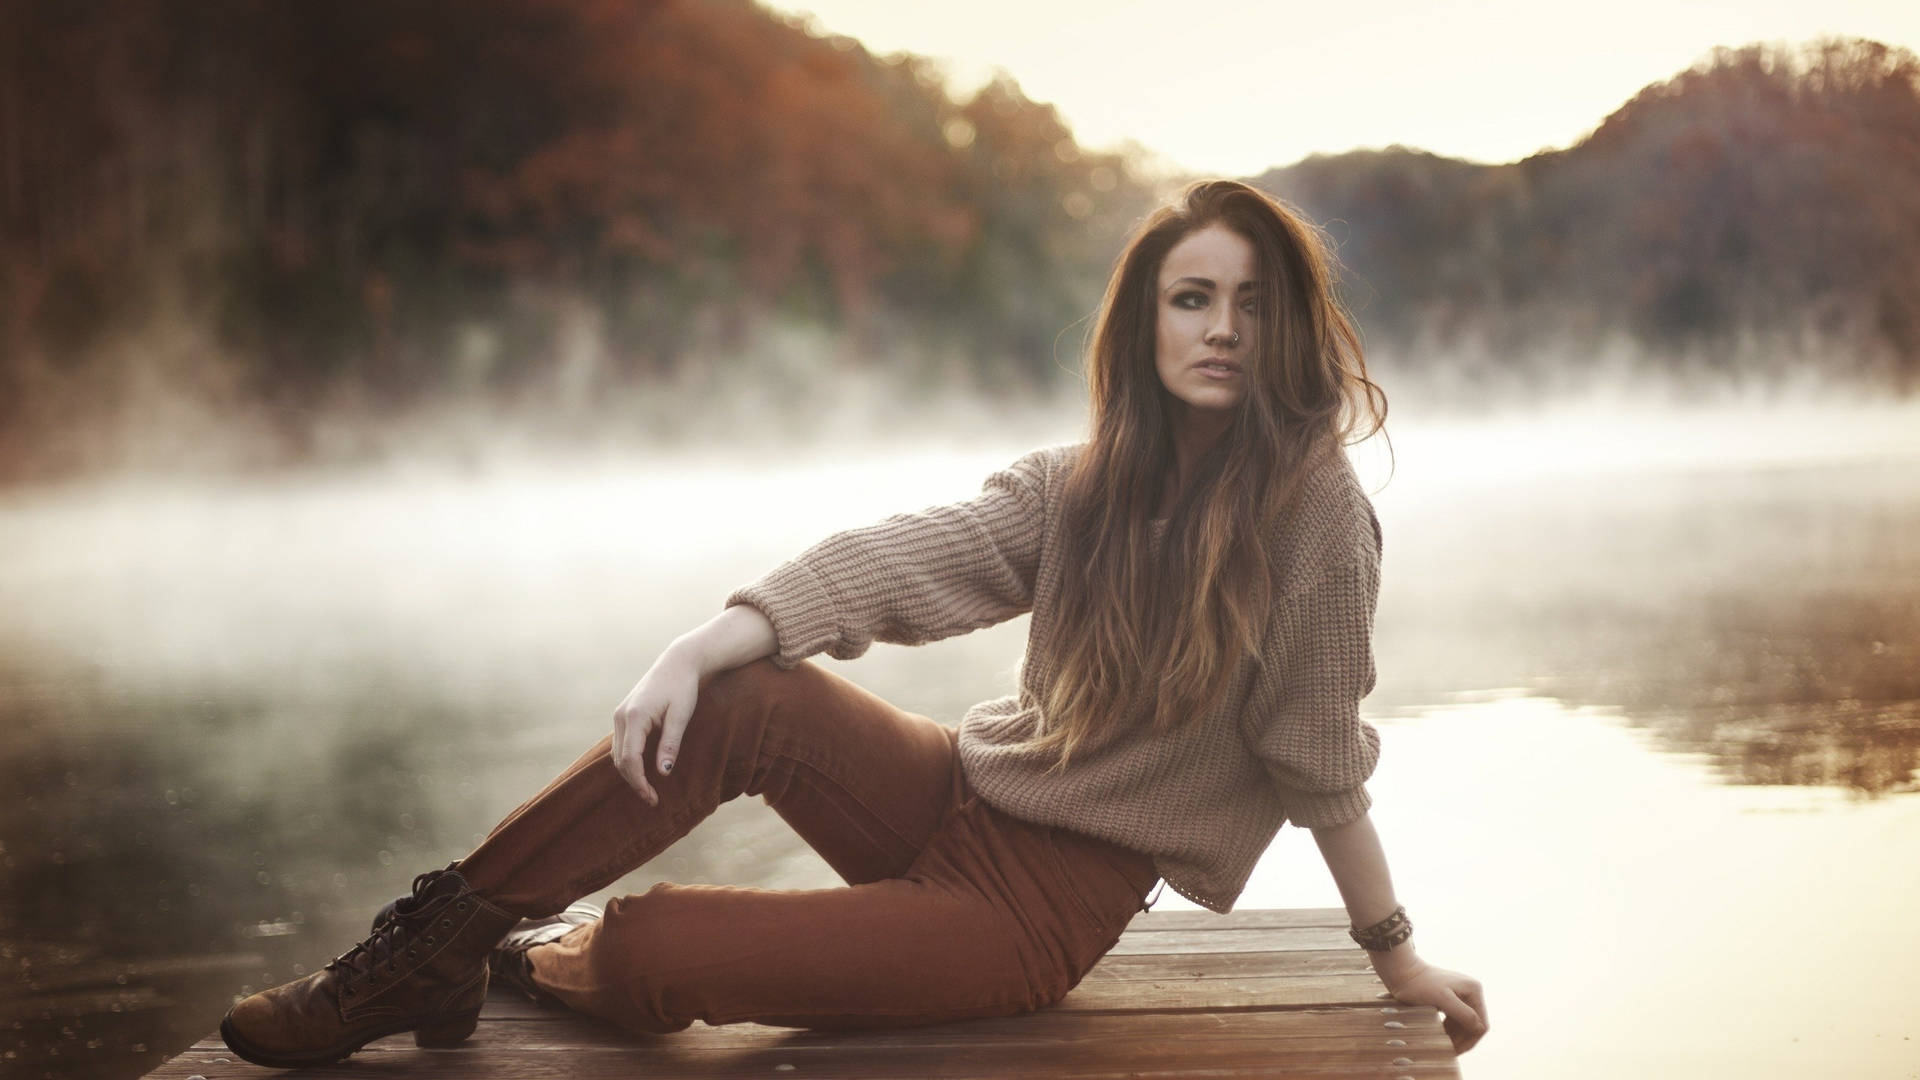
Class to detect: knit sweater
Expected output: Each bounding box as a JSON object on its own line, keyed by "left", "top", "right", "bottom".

{"left": 723, "top": 442, "right": 1383, "bottom": 912}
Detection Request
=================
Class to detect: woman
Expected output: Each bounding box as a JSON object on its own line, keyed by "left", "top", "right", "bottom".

{"left": 220, "top": 179, "right": 1488, "bottom": 1068}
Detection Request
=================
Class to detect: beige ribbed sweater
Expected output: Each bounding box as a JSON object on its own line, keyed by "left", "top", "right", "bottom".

{"left": 724, "top": 442, "right": 1383, "bottom": 912}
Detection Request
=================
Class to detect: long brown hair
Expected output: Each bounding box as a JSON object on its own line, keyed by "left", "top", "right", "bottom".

{"left": 1034, "top": 179, "right": 1386, "bottom": 768}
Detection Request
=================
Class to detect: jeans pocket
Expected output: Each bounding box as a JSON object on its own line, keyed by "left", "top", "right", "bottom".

{"left": 1042, "top": 831, "right": 1106, "bottom": 937}
{"left": 1043, "top": 827, "right": 1150, "bottom": 941}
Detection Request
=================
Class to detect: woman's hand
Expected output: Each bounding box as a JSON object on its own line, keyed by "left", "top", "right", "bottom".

{"left": 1378, "top": 955, "right": 1489, "bottom": 1054}
{"left": 611, "top": 605, "right": 779, "bottom": 805}
{"left": 610, "top": 643, "right": 704, "bottom": 806}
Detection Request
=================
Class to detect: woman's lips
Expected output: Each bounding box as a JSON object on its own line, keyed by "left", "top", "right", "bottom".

{"left": 1194, "top": 357, "right": 1242, "bottom": 378}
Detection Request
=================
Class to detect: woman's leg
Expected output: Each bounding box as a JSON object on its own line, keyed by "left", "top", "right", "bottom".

{"left": 221, "top": 657, "right": 968, "bottom": 1065}
{"left": 464, "top": 655, "right": 1161, "bottom": 1035}
{"left": 454, "top": 656, "right": 966, "bottom": 915}
{"left": 524, "top": 793, "right": 1161, "bottom": 1034}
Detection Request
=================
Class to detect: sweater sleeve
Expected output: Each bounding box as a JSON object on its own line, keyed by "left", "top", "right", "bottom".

{"left": 1242, "top": 547, "right": 1384, "bottom": 829}
{"left": 723, "top": 448, "right": 1052, "bottom": 669}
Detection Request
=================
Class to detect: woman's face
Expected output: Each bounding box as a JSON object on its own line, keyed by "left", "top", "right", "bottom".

{"left": 1154, "top": 221, "right": 1257, "bottom": 418}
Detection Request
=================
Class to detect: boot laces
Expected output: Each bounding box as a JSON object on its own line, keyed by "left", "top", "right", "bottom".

{"left": 325, "top": 867, "right": 450, "bottom": 983}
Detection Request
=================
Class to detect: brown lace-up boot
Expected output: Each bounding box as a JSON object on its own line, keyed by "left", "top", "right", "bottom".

{"left": 370, "top": 894, "right": 602, "bottom": 1006}
{"left": 219, "top": 863, "right": 520, "bottom": 1068}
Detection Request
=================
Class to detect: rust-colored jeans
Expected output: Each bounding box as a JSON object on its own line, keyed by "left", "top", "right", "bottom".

{"left": 454, "top": 658, "right": 1160, "bottom": 1034}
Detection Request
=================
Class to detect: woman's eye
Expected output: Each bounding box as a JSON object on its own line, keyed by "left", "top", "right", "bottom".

{"left": 1172, "top": 291, "right": 1207, "bottom": 310}
{"left": 1239, "top": 297, "right": 1259, "bottom": 315}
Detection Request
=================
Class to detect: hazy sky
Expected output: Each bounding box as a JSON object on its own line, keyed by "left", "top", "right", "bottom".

{"left": 765, "top": 0, "right": 1920, "bottom": 176}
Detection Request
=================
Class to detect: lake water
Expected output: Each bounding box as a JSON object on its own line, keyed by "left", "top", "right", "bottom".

{"left": 2, "top": 399, "right": 1916, "bottom": 1079}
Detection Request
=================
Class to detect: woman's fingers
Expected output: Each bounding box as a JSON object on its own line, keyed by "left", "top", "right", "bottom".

{"left": 1442, "top": 1014, "right": 1480, "bottom": 1054}
{"left": 655, "top": 695, "right": 696, "bottom": 777}
{"left": 1438, "top": 986, "right": 1481, "bottom": 1031}
{"left": 612, "top": 704, "right": 659, "bottom": 806}
{"left": 1459, "top": 979, "right": 1488, "bottom": 1031}
{"left": 1436, "top": 987, "right": 1487, "bottom": 1052}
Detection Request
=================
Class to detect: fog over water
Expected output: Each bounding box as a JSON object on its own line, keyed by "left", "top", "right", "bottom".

{"left": 2, "top": 395, "right": 1916, "bottom": 1079}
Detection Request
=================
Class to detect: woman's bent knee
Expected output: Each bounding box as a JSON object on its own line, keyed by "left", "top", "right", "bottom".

{"left": 700, "top": 656, "right": 806, "bottom": 714}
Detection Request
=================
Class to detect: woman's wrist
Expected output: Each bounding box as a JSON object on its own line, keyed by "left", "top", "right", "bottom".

{"left": 661, "top": 634, "right": 713, "bottom": 678}
{"left": 1367, "top": 941, "right": 1427, "bottom": 991}
{"left": 671, "top": 605, "right": 777, "bottom": 680}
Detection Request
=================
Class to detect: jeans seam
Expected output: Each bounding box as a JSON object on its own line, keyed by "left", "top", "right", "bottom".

{"left": 569, "top": 807, "right": 706, "bottom": 900}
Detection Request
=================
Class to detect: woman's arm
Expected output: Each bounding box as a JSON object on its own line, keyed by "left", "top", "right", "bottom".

{"left": 609, "top": 448, "right": 1059, "bottom": 805}
{"left": 1312, "top": 812, "right": 1490, "bottom": 1053}
{"left": 725, "top": 448, "right": 1054, "bottom": 669}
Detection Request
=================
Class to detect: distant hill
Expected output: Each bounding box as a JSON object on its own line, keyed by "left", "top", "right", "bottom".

{"left": 1253, "top": 38, "right": 1920, "bottom": 392}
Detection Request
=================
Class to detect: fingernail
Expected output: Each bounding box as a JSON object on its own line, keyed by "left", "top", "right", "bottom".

{"left": 660, "top": 759, "right": 674, "bottom": 774}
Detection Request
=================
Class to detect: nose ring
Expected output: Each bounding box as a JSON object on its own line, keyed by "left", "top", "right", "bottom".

{"left": 1229, "top": 331, "right": 1240, "bottom": 346}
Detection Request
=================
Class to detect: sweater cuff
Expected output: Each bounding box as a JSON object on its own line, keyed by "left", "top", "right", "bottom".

{"left": 724, "top": 559, "right": 842, "bottom": 670}
{"left": 1279, "top": 783, "right": 1373, "bottom": 830}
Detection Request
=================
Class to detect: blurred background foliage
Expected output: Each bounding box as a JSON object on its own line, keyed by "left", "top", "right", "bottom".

{"left": 2, "top": 1, "right": 1917, "bottom": 480}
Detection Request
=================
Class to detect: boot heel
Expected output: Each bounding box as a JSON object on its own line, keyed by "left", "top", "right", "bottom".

{"left": 413, "top": 1011, "right": 479, "bottom": 1048}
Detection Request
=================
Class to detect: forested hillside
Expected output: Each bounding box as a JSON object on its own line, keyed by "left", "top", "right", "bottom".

{"left": 1257, "top": 38, "right": 1920, "bottom": 391}
{"left": 0, "top": 0, "right": 1152, "bottom": 475}
{"left": 2, "top": 3, "right": 1915, "bottom": 478}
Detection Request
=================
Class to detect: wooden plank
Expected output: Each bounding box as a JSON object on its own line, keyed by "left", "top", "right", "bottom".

{"left": 155, "top": 1009, "right": 1453, "bottom": 1079}
{"left": 1125, "top": 908, "right": 1351, "bottom": 932}
{"left": 159, "top": 1045, "right": 1459, "bottom": 1072}
{"left": 1105, "top": 927, "right": 1354, "bottom": 954}
{"left": 474, "top": 941, "right": 1382, "bottom": 1014}
{"left": 483, "top": 978, "right": 1385, "bottom": 1021}
{"left": 1059, "top": 974, "right": 1387, "bottom": 1012}
{"left": 1087, "top": 948, "right": 1374, "bottom": 980}
{"left": 155, "top": 1046, "right": 1457, "bottom": 1079}
{"left": 471, "top": 949, "right": 1383, "bottom": 1020}
{"left": 163, "top": 1004, "right": 1450, "bottom": 1056}
{"left": 146, "top": 909, "right": 1459, "bottom": 1080}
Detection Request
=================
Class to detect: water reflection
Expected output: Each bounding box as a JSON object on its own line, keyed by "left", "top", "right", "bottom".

{"left": 1665, "top": 700, "right": 1920, "bottom": 793}
{"left": 2, "top": 406, "right": 1917, "bottom": 1079}
{"left": 1363, "top": 439, "right": 1920, "bottom": 796}
{"left": 1224, "top": 693, "right": 1920, "bottom": 1080}
{"left": 0, "top": 654, "right": 825, "bottom": 1078}
{"left": 1, "top": 660, "right": 480, "bottom": 1077}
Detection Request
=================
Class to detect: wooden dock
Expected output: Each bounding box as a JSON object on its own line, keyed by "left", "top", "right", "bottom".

{"left": 148, "top": 908, "right": 1459, "bottom": 1078}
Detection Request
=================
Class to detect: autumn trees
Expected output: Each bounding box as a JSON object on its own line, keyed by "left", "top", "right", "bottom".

{"left": 0, "top": 0, "right": 1148, "bottom": 474}
{"left": 1, "top": 1, "right": 1915, "bottom": 477}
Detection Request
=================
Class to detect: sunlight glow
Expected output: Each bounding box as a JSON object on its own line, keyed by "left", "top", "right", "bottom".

{"left": 764, "top": 0, "right": 1920, "bottom": 174}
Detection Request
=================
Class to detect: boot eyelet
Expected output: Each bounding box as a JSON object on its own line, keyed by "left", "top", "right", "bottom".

{"left": 441, "top": 918, "right": 452, "bottom": 928}
{"left": 456, "top": 901, "right": 468, "bottom": 911}
{"left": 425, "top": 936, "right": 436, "bottom": 945}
